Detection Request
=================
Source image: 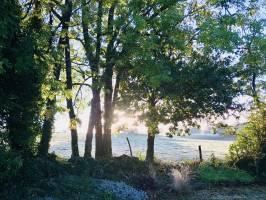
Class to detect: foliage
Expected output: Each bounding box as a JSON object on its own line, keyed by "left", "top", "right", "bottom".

{"left": 198, "top": 163, "right": 255, "bottom": 184}
{"left": 135, "top": 150, "right": 146, "bottom": 161}
{"left": 0, "top": 0, "right": 265, "bottom": 199}
{"left": 119, "top": 52, "right": 240, "bottom": 161}
{"left": 0, "top": 149, "right": 23, "bottom": 186}
{"left": 0, "top": 0, "right": 49, "bottom": 154}
{"left": 115, "top": 0, "right": 250, "bottom": 161}
{"left": 102, "top": 192, "right": 115, "bottom": 200}
{"left": 229, "top": 104, "right": 266, "bottom": 175}
{"left": 0, "top": 156, "right": 105, "bottom": 200}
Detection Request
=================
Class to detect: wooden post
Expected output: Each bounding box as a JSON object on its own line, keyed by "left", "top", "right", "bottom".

{"left": 126, "top": 137, "right": 133, "bottom": 157}
{"left": 198, "top": 145, "right": 203, "bottom": 162}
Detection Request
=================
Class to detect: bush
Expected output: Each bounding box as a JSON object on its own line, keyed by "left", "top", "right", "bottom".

{"left": 229, "top": 105, "right": 266, "bottom": 175}
{"left": 170, "top": 165, "right": 191, "bottom": 193}
{"left": 0, "top": 149, "right": 23, "bottom": 185}
{"left": 1, "top": 156, "right": 106, "bottom": 200}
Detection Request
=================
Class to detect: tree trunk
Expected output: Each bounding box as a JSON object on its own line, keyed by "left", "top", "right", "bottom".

{"left": 64, "top": 0, "right": 79, "bottom": 158}
{"left": 82, "top": 0, "right": 103, "bottom": 158}
{"left": 145, "top": 96, "right": 158, "bottom": 162}
{"left": 38, "top": 99, "right": 55, "bottom": 156}
{"left": 146, "top": 128, "right": 156, "bottom": 162}
{"left": 84, "top": 98, "right": 95, "bottom": 158}
{"left": 102, "top": 2, "right": 117, "bottom": 158}
{"left": 94, "top": 90, "right": 103, "bottom": 158}
{"left": 103, "top": 63, "right": 113, "bottom": 157}
{"left": 39, "top": 34, "right": 63, "bottom": 156}
{"left": 65, "top": 40, "right": 79, "bottom": 157}
{"left": 84, "top": 89, "right": 103, "bottom": 158}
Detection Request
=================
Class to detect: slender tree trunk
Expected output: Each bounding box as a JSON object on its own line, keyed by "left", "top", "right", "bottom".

{"left": 39, "top": 62, "right": 62, "bottom": 156}
{"left": 39, "top": 99, "right": 55, "bottom": 156}
{"left": 112, "top": 72, "right": 121, "bottom": 112}
{"left": 93, "top": 0, "right": 104, "bottom": 158}
{"left": 84, "top": 89, "right": 103, "bottom": 158}
{"left": 83, "top": 0, "right": 104, "bottom": 158}
{"left": 82, "top": 0, "right": 96, "bottom": 158}
{"left": 102, "top": 2, "right": 118, "bottom": 157}
{"left": 145, "top": 96, "right": 158, "bottom": 162}
{"left": 146, "top": 128, "right": 156, "bottom": 162}
{"left": 84, "top": 98, "right": 95, "bottom": 158}
{"left": 39, "top": 35, "right": 63, "bottom": 156}
{"left": 102, "top": 70, "right": 121, "bottom": 157}
{"left": 94, "top": 90, "right": 103, "bottom": 158}
{"left": 103, "top": 63, "right": 113, "bottom": 157}
{"left": 65, "top": 37, "right": 79, "bottom": 157}
{"left": 251, "top": 72, "right": 260, "bottom": 106}
{"left": 38, "top": 13, "right": 55, "bottom": 156}
{"left": 63, "top": 0, "right": 79, "bottom": 158}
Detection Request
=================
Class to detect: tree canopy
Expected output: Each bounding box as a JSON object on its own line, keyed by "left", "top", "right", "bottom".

{"left": 0, "top": 0, "right": 264, "bottom": 161}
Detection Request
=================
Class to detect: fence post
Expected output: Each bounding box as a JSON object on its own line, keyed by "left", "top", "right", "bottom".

{"left": 198, "top": 145, "right": 203, "bottom": 162}
{"left": 126, "top": 137, "right": 133, "bottom": 157}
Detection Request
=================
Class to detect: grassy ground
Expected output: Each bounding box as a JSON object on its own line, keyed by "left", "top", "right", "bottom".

{"left": 198, "top": 165, "right": 255, "bottom": 184}
{"left": 1, "top": 155, "right": 122, "bottom": 200}
{"left": 1, "top": 154, "right": 264, "bottom": 200}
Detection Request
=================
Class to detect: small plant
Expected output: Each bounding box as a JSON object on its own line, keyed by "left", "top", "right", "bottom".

{"left": 135, "top": 151, "right": 145, "bottom": 161}
{"left": 170, "top": 165, "right": 191, "bottom": 193}
{"left": 0, "top": 150, "right": 23, "bottom": 185}
{"left": 209, "top": 153, "right": 226, "bottom": 167}
{"left": 102, "top": 192, "right": 115, "bottom": 200}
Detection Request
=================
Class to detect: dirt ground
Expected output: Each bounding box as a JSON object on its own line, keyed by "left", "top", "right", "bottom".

{"left": 166, "top": 186, "right": 266, "bottom": 200}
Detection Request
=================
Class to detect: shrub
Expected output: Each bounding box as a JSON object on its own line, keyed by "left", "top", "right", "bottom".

{"left": 229, "top": 105, "right": 266, "bottom": 175}
{"left": 136, "top": 151, "right": 145, "bottom": 161}
{"left": 170, "top": 165, "right": 191, "bottom": 193}
{"left": 0, "top": 149, "right": 23, "bottom": 185}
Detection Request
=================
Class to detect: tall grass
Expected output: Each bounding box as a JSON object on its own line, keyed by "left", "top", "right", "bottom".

{"left": 170, "top": 165, "right": 191, "bottom": 192}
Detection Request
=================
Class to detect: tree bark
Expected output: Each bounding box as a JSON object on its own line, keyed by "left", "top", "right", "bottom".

{"left": 39, "top": 35, "right": 63, "bottom": 156}
{"left": 64, "top": 0, "right": 79, "bottom": 158}
{"left": 84, "top": 98, "right": 95, "bottom": 158}
{"left": 145, "top": 96, "right": 158, "bottom": 162}
{"left": 94, "top": 91, "right": 103, "bottom": 158}
{"left": 102, "top": 1, "right": 117, "bottom": 157}
{"left": 112, "top": 72, "right": 121, "bottom": 112}
{"left": 103, "top": 63, "right": 113, "bottom": 157}
{"left": 38, "top": 99, "right": 56, "bottom": 156}
{"left": 82, "top": 0, "right": 103, "bottom": 158}
{"left": 84, "top": 89, "right": 103, "bottom": 158}
{"left": 146, "top": 128, "right": 156, "bottom": 162}
{"left": 65, "top": 39, "right": 79, "bottom": 157}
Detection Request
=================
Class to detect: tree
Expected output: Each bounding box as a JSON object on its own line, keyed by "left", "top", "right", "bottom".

{"left": 82, "top": 0, "right": 104, "bottom": 158}
{"left": 38, "top": 5, "right": 65, "bottom": 156}
{"left": 117, "top": 0, "right": 255, "bottom": 162}
{"left": 80, "top": 0, "right": 183, "bottom": 158}
{"left": 228, "top": 1, "right": 266, "bottom": 175}
{"left": 0, "top": 0, "right": 48, "bottom": 154}
{"left": 63, "top": 0, "right": 80, "bottom": 157}
{"left": 119, "top": 54, "right": 239, "bottom": 162}
{"left": 237, "top": 19, "right": 266, "bottom": 104}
